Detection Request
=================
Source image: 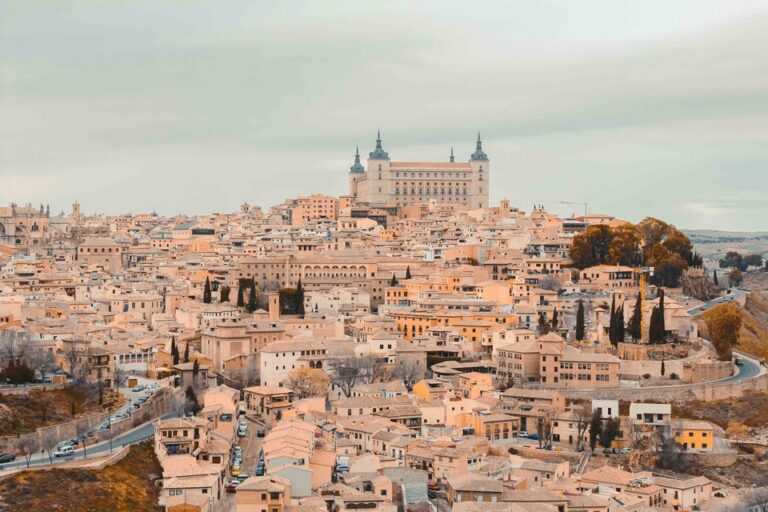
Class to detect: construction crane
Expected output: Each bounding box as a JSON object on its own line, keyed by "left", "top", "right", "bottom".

{"left": 559, "top": 201, "right": 589, "bottom": 217}
{"left": 535, "top": 200, "right": 589, "bottom": 217}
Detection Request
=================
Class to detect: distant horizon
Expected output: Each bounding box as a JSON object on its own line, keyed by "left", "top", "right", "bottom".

{"left": 3, "top": 1, "right": 768, "bottom": 231}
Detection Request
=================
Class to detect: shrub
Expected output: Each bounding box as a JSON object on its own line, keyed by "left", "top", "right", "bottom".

{"left": 669, "top": 373, "right": 679, "bottom": 380}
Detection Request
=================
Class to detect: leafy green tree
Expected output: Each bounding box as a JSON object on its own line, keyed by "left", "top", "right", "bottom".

{"left": 600, "top": 417, "right": 621, "bottom": 449}
{"left": 576, "top": 300, "right": 585, "bottom": 341}
{"left": 705, "top": 304, "right": 742, "bottom": 361}
{"left": 220, "top": 285, "right": 231, "bottom": 303}
{"left": 203, "top": 276, "right": 211, "bottom": 304}
{"left": 729, "top": 268, "right": 743, "bottom": 287}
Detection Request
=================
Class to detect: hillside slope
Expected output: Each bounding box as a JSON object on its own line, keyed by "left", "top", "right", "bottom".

{"left": 696, "top": 291, "right": 768, "bottom": 360}
{"left": 0, "top": 442, "right": 162, "bottom": 512}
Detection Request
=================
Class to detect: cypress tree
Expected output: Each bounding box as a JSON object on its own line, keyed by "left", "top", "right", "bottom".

{"left": 713, "top": 270, "right": 719, "bottom": 287}
{"left": 405, "top": 266, "right": 412, "bottom": 279}
{"left": 649, "top": 307, "right": 661, "bottom": 344}
{"left": 171, "top": 338, "right": 179, "bottom": 365}
{"left": 661, "top": 359, "right": 666, "bottom": 377}
{"left": 184, "top": 342, "right": 190, "bottom": 363}
{"left": 203, "top": 276, "right": 211, "bottom": 304}
{"left": 658, "top": 289, "right": 666, "bottom": 342}
{"left": 552, "top": 307, "right": 559, "bottom": 331}
{"left": 247, "top": 280, "right": 257, "bottom": 313}
{"left": 296, "top": 278, "right": 305, "bottom": 317}
{"left": 576, "top": 300, "right": 585, "bottom": 341}
{"left": 609, "top": 295, "right": 617, "bottom": 345}
{"left": 629, "top": 293, "right": 642, "bottom": 341}
{"left": 390, "top": 274, "right": 398, "bottom": 287}
{"left": 538, "top": 312, "right": 550, "bottom": 335}
{"left": 236, "top": 280, "right": 245, "bottom": 308}
{"left": 617, "top": 305, "right": 625, "bottom": 343}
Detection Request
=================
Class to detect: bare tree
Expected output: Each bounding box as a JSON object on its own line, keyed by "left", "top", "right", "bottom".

{"left": 330, "top": 356, "right": 363, "bottom": 398}
{"left": 0, "top": 330, "right": 32, "bottom": 367}
{"left": 395, "top": 359, "right": 421, "bottom": 389}
{"left": 63, "top": 342, "right": 82, "bottom": 382}
{"left": 17, "top": 436, "right": 39, "bottom": 468}
{"left": 573, "top": 403, "right": 591, "bottom": 452}
{"left": 536, "top": 411, "right": 555, "bottom": 449}
{"left": 113, "top": 364, "right": 128, "bottom": 391}
{"left": 538, "top": 275, "right": 562, "bottom": 292}
{"left": 40, "top": 428, "right": 58, "bottom": 464}
{"left": 75, "top": 421, "right": 90, "bottom": 459}
{"left": 27, "top": 347, "right": 55, "bottom": 384}
{"left": 284, "top": 367, "right": 330, "bottom": 399}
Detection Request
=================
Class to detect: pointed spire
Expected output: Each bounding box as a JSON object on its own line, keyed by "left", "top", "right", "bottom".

{"left": 450, "top": 147, "right": 455, "bottom": 163}
{"left": 471, "top": 131, "right": 488, "bottom": 161}
{"left": 369, "top": 130, "right": 390, "bottom": 160}
{"left": 350, "top": 145, "right": 364, "bottom": 173}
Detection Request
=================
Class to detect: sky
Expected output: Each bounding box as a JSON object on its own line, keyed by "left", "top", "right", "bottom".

{"left": 1, "top": 1, "right": 767, "bottom": 231}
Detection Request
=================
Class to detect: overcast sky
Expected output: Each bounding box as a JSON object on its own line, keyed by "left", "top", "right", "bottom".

{"left": 1, "top": 1, "right": 767, "bottom": 231}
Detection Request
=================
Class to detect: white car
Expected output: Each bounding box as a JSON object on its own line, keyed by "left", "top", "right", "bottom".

{"left": 54, "top": 445, "right": 75, "bottom": 457}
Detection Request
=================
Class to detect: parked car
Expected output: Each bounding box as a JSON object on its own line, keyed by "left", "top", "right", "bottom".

{"left": 255, "top": 465, "right": 265, "bottom": 476}
{"left": 225, "top": 480, "right": 240, "bottom": 493}
{"left": 137, "top": 396, "right": 148, "bottom": 404}
{"left": 57, "top": 441, "right": 75, "bottom": 451}
{"left": 256, "top": 428, "right": 266, "bottom": 437}
{"left": 236, "top": 473, "right": 249, "bottom": 482}
{"left": 237, "top": 427, "right": 247, "bottom": 437}
{"left": 427, "top": 490, "right": 437, "bottom": 500}
{"left": 231, "top": 465, "right": 241, "bottom": 477}
{"left": 54, "top": 445, "right": 75, "bottom": 458}
{"left": 132, "top": 384, "right": 146, "bottom": 392}
{"left": 0, "top": 453, "right": 16, "bottom": 463}
{"left": 517, "top": 431, "right": 528, "bottom": 438}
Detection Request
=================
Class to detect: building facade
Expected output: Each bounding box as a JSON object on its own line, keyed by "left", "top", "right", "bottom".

{"left": 349, "top": 132, "right": 490, "bottom": 209}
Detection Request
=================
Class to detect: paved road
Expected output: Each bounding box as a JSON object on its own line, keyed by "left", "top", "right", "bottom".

{"left": 0, "top": 376, "right": 174, "bottom": 472}
{"left": 718, "top": 350, "right": 763, "bottom": 383}
{"left": 0, "top": 410, "right": 179, "bottom": 471}
{"left": 686, "top": 288, "right": 749, "bottom": 316}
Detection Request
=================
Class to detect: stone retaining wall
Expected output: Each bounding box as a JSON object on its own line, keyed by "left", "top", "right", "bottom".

{"left": 562, "top": 367, "right": 768, "bottom": 403}
{"left": 0, "top": 387, "right": 176, "bottom": 454}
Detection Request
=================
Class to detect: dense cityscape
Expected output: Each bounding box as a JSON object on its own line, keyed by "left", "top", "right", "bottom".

{"left": 3, "top": 2, "right": 768, "bottom": 512}
{"left": 0, "top": 132, "right": 766, "bottom": 512}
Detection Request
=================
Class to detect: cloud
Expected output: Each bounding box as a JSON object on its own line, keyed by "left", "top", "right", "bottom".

{"left": 1, "top": 1, "right": 767, "bottom": 231}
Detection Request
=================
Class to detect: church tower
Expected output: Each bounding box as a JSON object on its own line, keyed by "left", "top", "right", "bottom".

{"left": 348, "top": 146, "right": 365, "bottom": 201}
{"left": 365, "top": 130, "right": 391, "bottom": 206}
{"left": 469, "top": 133, "right": 490, "bottom": 209}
